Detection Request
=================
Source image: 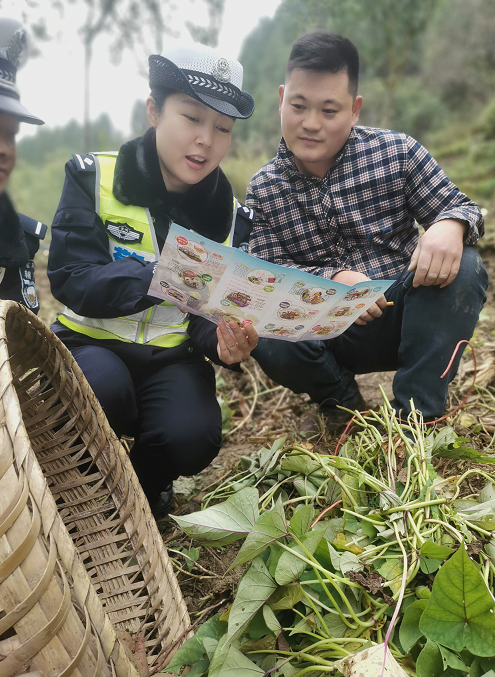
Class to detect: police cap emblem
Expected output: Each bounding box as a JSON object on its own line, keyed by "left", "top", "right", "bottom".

{"left": 211, "top": 57, "right": 231, "bottom": 83}
{"left": 6, "top": 27, "right": 27, "bottom": 69}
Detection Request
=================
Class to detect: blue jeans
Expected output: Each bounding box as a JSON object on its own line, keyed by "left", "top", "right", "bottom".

{"left": 252, "top": 247, "right": 488, "bottom": 420}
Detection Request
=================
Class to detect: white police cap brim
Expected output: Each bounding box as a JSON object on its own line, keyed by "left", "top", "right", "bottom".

{"left": 0, "top": 93, "right": 43, "bottom": 125}
{"left": 149, "top": 54, "right": 254, "bottom": 120}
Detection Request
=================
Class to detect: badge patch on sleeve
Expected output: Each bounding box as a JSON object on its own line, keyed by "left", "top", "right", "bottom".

{"left": 19, "top": 261, "right": 39, "bottom": 310}
{"left": 105, "top": 220, "right": 143, "bottom": 244}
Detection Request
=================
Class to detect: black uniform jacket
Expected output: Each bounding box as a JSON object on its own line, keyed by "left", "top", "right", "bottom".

{"left": 0, "top": 191, "right": 47, "bottom": 314}
{"left": 48, "top": 127, "right": 255, "bottom": 367}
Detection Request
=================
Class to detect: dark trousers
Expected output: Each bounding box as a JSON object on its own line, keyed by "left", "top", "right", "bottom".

{"left": 252, "top": 247, "right": 489, "bottom": 421}
{"left": 68, "top": 340, "right": 222, "bottom": 502}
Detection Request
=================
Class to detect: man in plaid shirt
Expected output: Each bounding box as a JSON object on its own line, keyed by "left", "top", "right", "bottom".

{"left": 248, "top": 31, "right": 488, "bottom": 430}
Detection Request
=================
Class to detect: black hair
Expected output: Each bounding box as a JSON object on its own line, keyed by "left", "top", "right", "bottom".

{"left": 150, "top": 87, "right": 176, "bottom": 114}
{"left": 286, "top": 31, "right": 359, "bottom": 98}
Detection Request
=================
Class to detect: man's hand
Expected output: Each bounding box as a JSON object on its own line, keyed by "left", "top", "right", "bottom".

{"left": 354, "top": 295, "right": 388, "bottom": 325}
{"left": 332, "top": 270, "right": 387, "bottom": 326}
{"left": 217, "top": 319, "right": 259, "bottom": 365}
{"left": 408, "top": 219, "right": 466, "bottom": 288}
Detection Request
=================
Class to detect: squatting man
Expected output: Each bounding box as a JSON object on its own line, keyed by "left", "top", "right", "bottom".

{"left": 248, "top": 31, "right": 488, "bottom": 432}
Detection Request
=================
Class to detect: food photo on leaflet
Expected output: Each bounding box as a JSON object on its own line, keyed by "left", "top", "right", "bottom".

{"left": 243, "top": 30, "right": 488, "bottom": 434}
{"left": 0, "top": 18, "right": 48, "bottom": 315}
{"left": 47, "top": 41, "right": 260, "bottom": 519}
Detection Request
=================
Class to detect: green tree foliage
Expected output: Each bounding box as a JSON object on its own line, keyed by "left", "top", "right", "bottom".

{"left": 318, "top": 0, "right": 441, "bottom": 125}
{"left": 9, "top": 151, "right": 68, "bottom": 226}
{"left": 221, "top": 147, "right": 271, "bottom": 204}
{"left": 237, "top": 3, "right": 300, "bottom": 155}
{"left": 16, "top": 113, "right": 125, "bottom": 166}
{"left": 421, "top": 0, "right": 495, "bottom": 114}
{"left": 238, "top": 0, "right": 495, "bottom": 148}
{"left": 481, "top": 98, "right": 495, "bottom": 142}
{"left": 9, "top": 114, "right": 125, "bottom": 225}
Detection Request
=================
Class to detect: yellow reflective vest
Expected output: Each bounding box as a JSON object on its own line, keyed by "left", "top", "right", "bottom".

{"left": 58, "top": 152, "right": 237, "bottom": 347}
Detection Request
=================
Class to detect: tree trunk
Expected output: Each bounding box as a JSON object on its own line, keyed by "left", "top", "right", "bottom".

{"left": 83, "top": 40, "right": 92, "bottom": 153}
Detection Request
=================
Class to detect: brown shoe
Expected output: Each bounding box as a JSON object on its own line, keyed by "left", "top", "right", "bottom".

{"left": 300, "top": 394, "right": 368, "bottom": 436}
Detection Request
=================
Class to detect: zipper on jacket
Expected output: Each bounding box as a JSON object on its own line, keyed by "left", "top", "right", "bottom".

{"left": 138, "top": 307, "right": 154, "bottom": 344}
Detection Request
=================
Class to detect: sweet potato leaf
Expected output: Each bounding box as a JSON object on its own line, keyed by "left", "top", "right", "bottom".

{"left": 431, "top": 426, "right": 456, "bottom": 451}
{"left": 293, "top": 477, "right": 318, "bottom": 497}
{"left": 290, "top": 504, "right": 314, "bottom": 537}
{"left": 399, "top": 599, "right": 427, "bottom": 653}
{"left": 281, "top": 453, "right": 321, "bottom": 476}
{"left": 320, "top": 612, "right": 347, "bottom": 638}
{"left": 269, "top": 583, "right": 304, "bottom": 611}
{"left": 262, "top": 604, "right": 282, "bottom": 636}
{"left": 274, "top": 527, "right": 325, "bottom": 585}
{"left": 479, "top": 483, "right": 495, "bottom": 503}
{"left": 254, "top": 437, "right": 286, "bottom": 480}
{"left": 203, "top": 637, "right": 219, "bottom": 659}
{"left": 186, "top": 659, "right": 210, "bottom": 677}
{"left": 377, "top": 558, "right": 403, "bottom": 595}
{"left": 432, "top": 438, "right": 495, "bottom": 464}
{"left": 227, "top": 556, "right": 277, "bottom": 643}
{"left": 166, "top": 613, "right": 225, "bottom": 674}
{"left": 420, "top": 557, "right": 444, "bottom": 574}
{"left": 416, "top": 640, "right": 444, "bottom": 677}
{"left": 457, "top": 499, "right": 495, "bottom": 527}
{"left": 229, "top": 497, "right": 288, "bottom": 569}
{"left": 217, "top": 394, "right": 235, "bottom": 436}
{"left": 208, "top": 635, "right": 231, "bottom": 677}
{"left": 216, "top": 645, "right": 264, "bottom": 676}
{"left": 420, "top": 542, "right": 455, "bottom": 559}
{"left": 438, "top": 644, "right": 469, "bottom": 672}
{"left": 327, "top": 542, "right": 363, "bottom": 576}
{"left": 172, "top": 487, "right": 259, "bottom": 545}
{"left": 420, "top": 546, "right": 495, "bottom": 656}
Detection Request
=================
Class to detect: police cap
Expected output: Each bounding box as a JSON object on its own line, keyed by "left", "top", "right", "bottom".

{"left": 0, "top": 18, "right": 43, "bottom": 125}
{"left": 149, "top": 43, "right": 254, "bottom": 120}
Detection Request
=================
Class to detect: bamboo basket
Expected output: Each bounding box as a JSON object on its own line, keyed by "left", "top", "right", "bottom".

{"left": 0, "top": 300, "right": 191, "bottom": 676}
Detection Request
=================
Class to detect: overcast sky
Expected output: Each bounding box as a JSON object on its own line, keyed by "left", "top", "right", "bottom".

{"left": 4, "top": 0, "right": 282, "bottom": 138}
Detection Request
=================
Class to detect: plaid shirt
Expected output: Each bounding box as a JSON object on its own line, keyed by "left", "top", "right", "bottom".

{"left": 246, "top": 127, "right": 483, "bottom": 280}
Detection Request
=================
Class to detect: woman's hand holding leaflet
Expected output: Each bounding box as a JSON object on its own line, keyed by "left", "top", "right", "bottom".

{"left": 216, "top": 320, "right": 259, "bottom": 365}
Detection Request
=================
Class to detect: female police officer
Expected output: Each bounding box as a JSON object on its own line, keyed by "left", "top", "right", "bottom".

{"left": 0, "top": 18, "right": 46, "bottom": 313}
{"left": 48, "top": 43, "right": 258, "bottom": 517}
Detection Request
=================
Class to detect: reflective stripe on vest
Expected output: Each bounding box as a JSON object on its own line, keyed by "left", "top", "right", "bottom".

{"left": 59, "top": 152, "right": 237, "bottom": 346}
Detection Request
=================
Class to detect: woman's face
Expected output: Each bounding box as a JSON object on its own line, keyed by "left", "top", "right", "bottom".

{"left": 147, "top": 93, "right": 234, "bottom": 193}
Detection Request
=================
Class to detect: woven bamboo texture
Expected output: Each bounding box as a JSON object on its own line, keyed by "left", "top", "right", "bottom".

{"left": 0, "top": 301, "right": 191, "bottom": 676}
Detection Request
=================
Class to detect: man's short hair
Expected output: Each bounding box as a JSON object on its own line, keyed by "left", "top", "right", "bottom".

{"left": 286, "top": 31, "right": 359, "bottom": 99}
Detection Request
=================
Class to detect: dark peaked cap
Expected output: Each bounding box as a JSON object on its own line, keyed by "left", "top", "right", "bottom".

{"left": 0, "top": 18, "right": 43, "bottom": 125}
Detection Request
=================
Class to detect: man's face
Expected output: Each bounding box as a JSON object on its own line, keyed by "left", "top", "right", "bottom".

{"left": 147, "top": 92, "right": 234, "bottom": 194}
{"left": 0, "top": 112, "right": 18, "bottom": 193}
{"left": 279, "top": 68, "right": 362, "bottom": 178}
